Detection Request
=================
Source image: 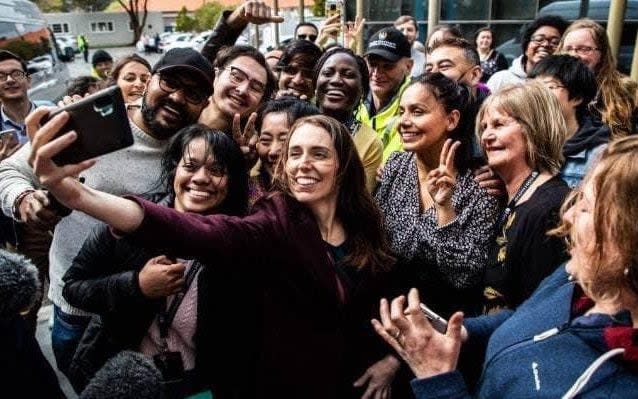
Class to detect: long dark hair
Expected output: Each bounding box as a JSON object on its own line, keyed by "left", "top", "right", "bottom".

{"left": 159, "top": 124, "right": 249, "bottom": 216}
{"left": 407, "top": 73, "right": 473, "bottom": 172}
{"left": 272, "top": 115, "right": 394, "bottom": 273}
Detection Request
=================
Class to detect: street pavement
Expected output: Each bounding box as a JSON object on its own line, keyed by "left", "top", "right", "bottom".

{"left": 36, "top": 46, "right": 164, "bottom": 399}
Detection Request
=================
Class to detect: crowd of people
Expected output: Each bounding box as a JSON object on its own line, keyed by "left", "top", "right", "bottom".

{"left": 1, "top": 1, "right": 638, "bottom": 398}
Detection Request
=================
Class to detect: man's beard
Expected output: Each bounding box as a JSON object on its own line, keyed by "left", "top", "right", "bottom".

{"left": 141, "top": 95, "right": 195, "bottom": 140}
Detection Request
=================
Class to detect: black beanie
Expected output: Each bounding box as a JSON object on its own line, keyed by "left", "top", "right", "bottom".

{"left": 92, "top": 49, "right": 113, "bottom": 67}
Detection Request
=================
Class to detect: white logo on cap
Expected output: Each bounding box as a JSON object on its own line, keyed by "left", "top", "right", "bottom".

{"left": 379, "top": 31, "right": 387, "bottom": 40}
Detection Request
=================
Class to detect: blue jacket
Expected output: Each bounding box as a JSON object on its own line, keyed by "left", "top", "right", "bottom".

{"left": 411, "top": 266, "right": 638, "bottom": 398}
{"left": 560, "top": 116, "right": 610, "bottom": 189}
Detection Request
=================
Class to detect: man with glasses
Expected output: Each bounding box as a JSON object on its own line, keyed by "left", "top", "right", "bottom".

{"left": 487, "top": 15, "right": 568, "bottom": 93}
{"left": 0, "top": 48, "right": 214, "bottom": 383}
{"left": 275, "top": 39, "right": 322, "bottom": 99}
{"left": 357, "top": 27, "right": 413, "bottom": 163}
{"left": 295, "top": 22, "right": 319, "bottom": 42}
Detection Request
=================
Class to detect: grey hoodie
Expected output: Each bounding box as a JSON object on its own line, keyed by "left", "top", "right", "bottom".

{"left": 486, "top": 55, "right": 527, "bottom": 93}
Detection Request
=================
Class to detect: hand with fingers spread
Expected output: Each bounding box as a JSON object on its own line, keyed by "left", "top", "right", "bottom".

{"left": 345, "top": 17, "right": 366, "bottom": 52}
{"left": 425, "top": 139, "right": 459, "bottom": 225}
{"left": 138, "top": 255, "right": 186, "bottom": 298}
{"left": 227, "top": 0, "right": 284, "bottom": 28}
{"left": 353, "top": 354, "right": 399, "bottom": 399}
{"left": 232, "top": 112, "right": 259, "bottom": 169}
{"left": 371, "top": 288, "right": 465, "bottom": 379}
{"left": 473, "top": 165, "right": 506, "bottom": 198}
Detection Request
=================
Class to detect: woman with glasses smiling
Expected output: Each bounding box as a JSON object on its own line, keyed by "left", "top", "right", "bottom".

{"left": 199, "top": 45, "right": 277, "bottom": 136}
{"left": 487, "top": 15, "right": 568, "bottom": 93}
{"left": 557, "top": 19, "right": 637, "bottom": 138}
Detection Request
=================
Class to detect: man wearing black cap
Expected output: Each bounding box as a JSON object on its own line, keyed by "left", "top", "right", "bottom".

{"left": 90, "top": 49, "right": 113, "bottom": 80}
{"left": 357, "top": 27, "right": 413, "bottom": 163}
{"left": 0, "top": 47, "right": 214, "bottom": 383}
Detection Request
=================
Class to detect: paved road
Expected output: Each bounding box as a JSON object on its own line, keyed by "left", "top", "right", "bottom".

{"left": 67, "top": 46, "right": 162, "bottom": 78}
{"left": 36, "top": 46, "right": 164, "bottom": 399}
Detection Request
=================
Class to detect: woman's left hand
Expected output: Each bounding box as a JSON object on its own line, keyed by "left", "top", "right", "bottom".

{"left": 425, "top": 139, "right": 460, "bottom": 207}
{"left": 353, "top": 354, "right": 400, "bottom": 399}
{"left": 371, "top": 288, "right": 464, "bottom": 379}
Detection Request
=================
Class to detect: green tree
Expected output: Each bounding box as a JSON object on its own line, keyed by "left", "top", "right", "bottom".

{"left": 32, "top": 0, "right": 67, "bottom": 12}
{"left": 175, "top": 6, "right": 197, "bottom": 32}
{"left": 313, "top": 0, "right": 325, "bottom": 16}
{"left": 193, "top": 2, "right": 224, "bottom": 31}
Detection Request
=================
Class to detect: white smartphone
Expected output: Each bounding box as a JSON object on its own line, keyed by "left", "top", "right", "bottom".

{"left": 419, "top": 303, "right": 448, "bottom": 333}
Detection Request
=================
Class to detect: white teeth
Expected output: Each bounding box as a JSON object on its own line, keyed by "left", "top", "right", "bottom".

{"left": 187, "top": 188, "right": 211, "bottom": 197}
{"left": 296, "top": 177, "right": 319, "bottom": 185}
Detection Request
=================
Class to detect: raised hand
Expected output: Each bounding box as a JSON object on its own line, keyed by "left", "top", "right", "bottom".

{"left": 227, "top": 0, "right": 285, "bottom": 27}
{"left": 232, "top": 112, "right": 259, "bottom": 169}
{"left": 371, "top": 288, "right": 464, "bottom": 379}
{"left": 27, "top": 108, "right": 95, "bottom": 209}
{"left": 345, "top": 17, "right": 366, "bottom": 52}
{"left": 138, "top": 255, "right": 186, "bottom": 298}
{"left": 425, "top": 139, "right": 460, "bottom": 207}
{"left": 316, "top": 14, "right": 341, "bottom": 48}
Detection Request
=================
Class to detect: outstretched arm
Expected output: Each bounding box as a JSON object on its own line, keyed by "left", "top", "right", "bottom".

{"left": 28, "top": 108, "right": 144, "bottom": 233}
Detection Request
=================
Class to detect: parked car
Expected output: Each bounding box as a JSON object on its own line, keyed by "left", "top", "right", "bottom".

{"left": 496, "top": 0, "right": 638, "bottom": 74}
{"left": 55, "top": 36, "right": 75, "bottom": 61}
{"left": 191, "top": 30, "right": 213, "bottom": 52}
{"left": 160, "top": 32, "right": 194, "bottom": 53}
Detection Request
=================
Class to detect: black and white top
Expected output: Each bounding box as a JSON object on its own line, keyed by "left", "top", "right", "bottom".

{"left": 375, "top": 152, "right": 500, "bottom": 316}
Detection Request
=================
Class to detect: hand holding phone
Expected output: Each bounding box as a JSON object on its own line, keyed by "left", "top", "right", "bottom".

{"left": 419, "top": 303, "right": 448, "bottom": 333}
{"left": 46, "top": 86, "right": 133, "bottom": 166}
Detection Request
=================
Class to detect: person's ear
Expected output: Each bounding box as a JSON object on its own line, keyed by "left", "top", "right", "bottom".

{"left": 468, "top": 65, "right": 482, "bottom": 86}
{"left": 446, "top": 109, "right": 461, "bottom": 132}
{"left": 404, "top": 58, "right": 414, "bottom": 75}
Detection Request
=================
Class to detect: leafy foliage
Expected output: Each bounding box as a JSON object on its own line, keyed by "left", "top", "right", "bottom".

{"left": 176, "top": 2, "right": 225, "bottom": 32}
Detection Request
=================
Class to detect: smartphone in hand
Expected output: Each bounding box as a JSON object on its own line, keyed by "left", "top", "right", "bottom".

{"left": 0, "top": 129, "right": 19, "bottom": 148}
{"left": 48, "top": 86, "right": 134, "bottom": 165}
{"left": 419, "top": 303, "right": 448, "bottom": 333}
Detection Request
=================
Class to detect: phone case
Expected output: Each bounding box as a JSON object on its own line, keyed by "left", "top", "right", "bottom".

{"left": 51, "top": 86, "right": 133, "bottom": 165}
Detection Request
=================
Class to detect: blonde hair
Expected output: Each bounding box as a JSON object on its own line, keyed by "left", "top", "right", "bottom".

{"left": 476, "top": 82, "right": 566, "bottom": 174}
{"left": 554, "top": 136, "right": 638, "bottom": 301}
{"left": 557, "top": 19, "right": 636, "bottom": 138}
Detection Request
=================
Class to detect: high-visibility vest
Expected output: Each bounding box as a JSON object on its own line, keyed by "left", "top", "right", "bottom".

{"left": 356, "top": 77, "right": 411, "bottom": 164}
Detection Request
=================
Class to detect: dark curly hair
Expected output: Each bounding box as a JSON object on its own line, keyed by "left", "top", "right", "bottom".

{"left": 159, "top": 124, "right": 249, "bottom": 216}
{"left": 407, "top": 72, "right": 473, "bottom": 172}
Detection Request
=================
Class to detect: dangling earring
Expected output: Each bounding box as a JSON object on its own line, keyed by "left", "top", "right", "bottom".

{"left": 624, "top": 267, "right": 630, "bottom": 277}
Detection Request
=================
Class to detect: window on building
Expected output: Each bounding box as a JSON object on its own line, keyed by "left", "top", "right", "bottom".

{"left": 90, "top": 21, "right": 114, "bottom": 33}
{"left": 51, "top": 23, "right": 69, "bottom": 34}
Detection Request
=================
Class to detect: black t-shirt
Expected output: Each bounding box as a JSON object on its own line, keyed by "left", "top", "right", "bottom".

{"left": 483, "top": 176, "right": 570, "bottom": 313}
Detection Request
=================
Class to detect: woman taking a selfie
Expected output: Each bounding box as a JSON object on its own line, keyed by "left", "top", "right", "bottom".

{"left": 61, "top": 125, "right": 248, "bottom": 395}
{"left": 29, "top": 112, "right": 397, "bottom": 398}
{"left": 373, "top": 135, "right": 638, "bottom": 398}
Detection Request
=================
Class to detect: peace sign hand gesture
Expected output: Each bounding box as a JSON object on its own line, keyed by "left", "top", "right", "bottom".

{"left": 232, "top": 112, "right": 259, "bottom": 169}
{"left": 425, "top": 139, "right": 460, "bottom": 225}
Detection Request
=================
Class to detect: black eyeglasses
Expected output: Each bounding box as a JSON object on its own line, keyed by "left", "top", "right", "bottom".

{"left": 222, "top": 66, "right": 267, "bottom": 96}
{"left": 530, "top": 34, "right": 561, "bottom": 48}
{"left": 297, "top": 34, "right": 317, "bottom": 41}
{"left": 158, "top": 74, "right": 208, "bottom": 105}
{"left": 0, "top": 70, "right": 27, "bottom": 82}
{"left": 278, "top": 65, "right": 314, "bottom": 80}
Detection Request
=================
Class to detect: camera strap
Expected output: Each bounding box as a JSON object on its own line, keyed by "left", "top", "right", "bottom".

{"left": 157, "top": 260, "right": 202, "bottom": 352}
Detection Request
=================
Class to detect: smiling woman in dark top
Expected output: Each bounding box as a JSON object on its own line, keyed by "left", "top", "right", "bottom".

{"left": 479, "top": 82, "right": 570, "bottom": 313}
{"left": 31, "top": 112, "right": 397, "bottom": 398}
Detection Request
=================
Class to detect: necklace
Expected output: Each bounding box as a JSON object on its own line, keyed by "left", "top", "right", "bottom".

{"left": 497, "top": 171, "right": 539, "bottom": 228}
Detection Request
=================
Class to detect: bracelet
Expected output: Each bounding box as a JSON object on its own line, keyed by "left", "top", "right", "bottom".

{"left": 12, "top": 189, "right": 35, "bottom": 221}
